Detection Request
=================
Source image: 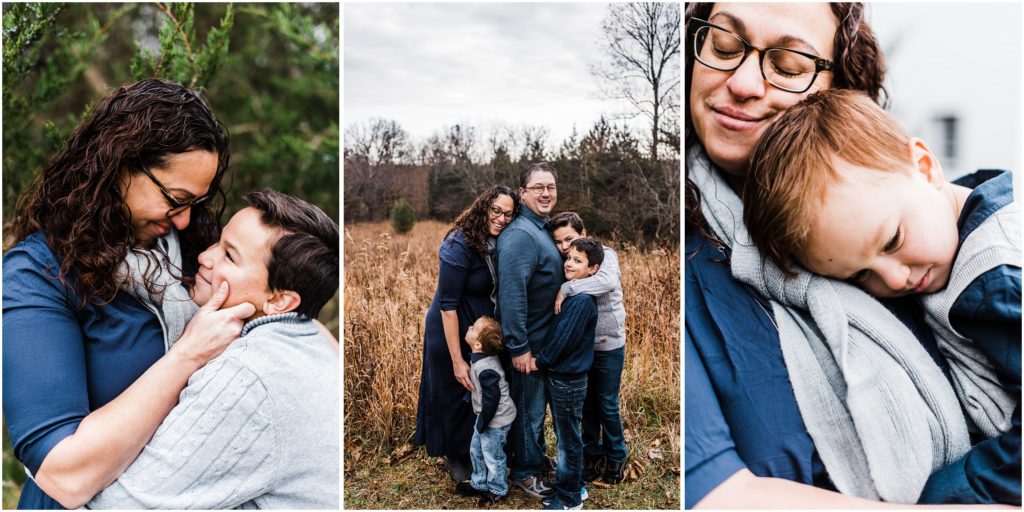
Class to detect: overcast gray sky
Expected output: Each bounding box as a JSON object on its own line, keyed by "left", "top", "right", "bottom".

{"left": 343, "top": 2, "right": 643, "bottom": 148}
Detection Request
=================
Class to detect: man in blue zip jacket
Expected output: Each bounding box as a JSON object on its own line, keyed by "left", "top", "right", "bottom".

{"left": 497, "top": 162, "right": 564, "bottom": 500}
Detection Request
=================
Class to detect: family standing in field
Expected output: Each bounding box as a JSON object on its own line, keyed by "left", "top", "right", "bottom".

{"left": 415, "top": 163, "right": 629, "bottom": 509}
{"left": 2, "top": 79, "right": 341, "bottom": 509}
{"left": 685, "top": 2, "right": 1020, "bottom": 508}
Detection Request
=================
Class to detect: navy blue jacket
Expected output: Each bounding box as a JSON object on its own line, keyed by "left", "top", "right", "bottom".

{"left": 919, "top": 170, "right": 1021, "bottom": 505}
{"left": 534, "top": 293, "right": 597, "bottom": 379}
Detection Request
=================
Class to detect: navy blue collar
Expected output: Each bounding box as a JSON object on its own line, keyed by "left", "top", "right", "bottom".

{"left": 471, "top": 352, "right": 494, "bottom": 363}
{"left": 953, "top": 170, "right": 1014, "bottom": 247}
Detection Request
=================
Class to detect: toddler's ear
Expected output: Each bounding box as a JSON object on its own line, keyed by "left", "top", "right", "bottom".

{"left": 263, "top": 290, "right": 302, "bottom": 315}
{"left": 909, "top": 137, "right": 945, "bottom": 188}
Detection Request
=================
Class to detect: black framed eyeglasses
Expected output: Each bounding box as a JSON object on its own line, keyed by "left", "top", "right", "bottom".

{"left": 137, "top": 163, "right": 212, "bottom": 218}
{"left": 524, "top": 184, "right": 556, "bottom": 195}
{"left": 691, "top": 18, "right": 833, "bottom": 94}
{"left": 487, "top": 205, "right": 515, "bottom": 220}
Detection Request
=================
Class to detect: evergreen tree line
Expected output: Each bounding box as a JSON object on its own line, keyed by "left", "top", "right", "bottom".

{"left": 345, "top": 117, "right": 680, "bottom": 246}
{"left": 2, "top": 3, "right": 339, "bottom": 226}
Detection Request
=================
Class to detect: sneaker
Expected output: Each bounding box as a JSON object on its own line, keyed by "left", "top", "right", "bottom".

{"left": 514, "top": 475, "right": 555, "bottom": 499}
{"left": 581, "top": 454, "right": 604, "bottom": 482}
{"left": 601, "top": 460, "right": 625, "bottom": 484}
{"left": 543, "top": 487, "right": 587, "bottom": 506}
{"left": 477, "top": 492, "right": 507, "bottom": 507}
{"left": 542, "top": 496, "right": 583, "bottom": 510}
{"left": 455, "top": 481, "right": 482, "bottom": 497}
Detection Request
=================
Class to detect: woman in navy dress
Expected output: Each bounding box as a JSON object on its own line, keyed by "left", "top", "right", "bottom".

{"left": 3, "top": 79, "right": 254, "bottom": 509}
{"left": 415, "top": 185, "right": 519, "bottom": 482}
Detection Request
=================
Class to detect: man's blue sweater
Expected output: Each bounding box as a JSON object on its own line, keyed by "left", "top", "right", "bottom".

{"left": 496, "top": 206, "right": 565, "bottom": 356}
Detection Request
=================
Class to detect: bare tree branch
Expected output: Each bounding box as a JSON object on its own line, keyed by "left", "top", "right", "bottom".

{"left": 592, "top": 2, "right": 680, "bottom": 160}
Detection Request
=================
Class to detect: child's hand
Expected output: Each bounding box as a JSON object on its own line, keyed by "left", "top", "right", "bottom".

{"left": 453, "top": 358, "right": 474, "bottom": 392}
{"left": 554, "top": 291, "right": 565, "bottom": 315}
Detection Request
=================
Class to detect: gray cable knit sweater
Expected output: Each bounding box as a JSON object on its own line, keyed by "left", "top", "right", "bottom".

{"left": 558, "top": 246, "right": 626, "bottom": 351}
{"left": 86, "top": 313, "right": 339, "bottom": 510}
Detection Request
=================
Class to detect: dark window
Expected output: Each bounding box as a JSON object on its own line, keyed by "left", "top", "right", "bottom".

{"left": 935, "top": 115, "right": 958, "bottom": 160}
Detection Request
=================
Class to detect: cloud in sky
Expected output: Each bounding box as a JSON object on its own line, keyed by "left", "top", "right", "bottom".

{"left": 344, "top": 2, "right": 644, "bottom": 147}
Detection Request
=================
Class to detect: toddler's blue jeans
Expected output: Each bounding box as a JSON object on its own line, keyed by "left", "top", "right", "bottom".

{"left": 470, "top": 423, "right": 512, "bottom": 496}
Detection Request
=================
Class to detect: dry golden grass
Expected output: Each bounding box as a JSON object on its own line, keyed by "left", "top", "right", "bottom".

{"left": 343, "top": 220, "right": 680, "bottom": 508}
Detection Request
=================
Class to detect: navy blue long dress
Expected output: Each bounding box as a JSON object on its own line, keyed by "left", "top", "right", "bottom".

{"left": 415, "top": 229, "right": 496, "bottom": 459}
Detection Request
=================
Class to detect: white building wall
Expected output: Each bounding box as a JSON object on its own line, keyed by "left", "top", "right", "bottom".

{"left": 869, "top": 3, "right": 1021, "bottom": 186}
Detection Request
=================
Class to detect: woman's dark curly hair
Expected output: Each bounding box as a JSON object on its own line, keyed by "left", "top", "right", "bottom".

{"left": 445, "top": 185, "right": 520, "bottom": 258}
{"left": 683, "top": 3, "right": 888, "bottom": 248}
{"left": 10, "top": 78, "right": 230, "bottom": 307}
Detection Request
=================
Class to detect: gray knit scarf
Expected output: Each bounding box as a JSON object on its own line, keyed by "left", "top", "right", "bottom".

{"left": 688, "top": 145, "right": 970, "bottom": 502}
{"left": 117, "top": 229, "right": 200, "bottom": 352}
{"left": 485, "top": 236, "right": 499, "bottom": 309}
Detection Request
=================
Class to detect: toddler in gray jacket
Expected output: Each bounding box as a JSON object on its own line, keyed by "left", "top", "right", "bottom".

{"left": 456, "top": 315, "right": 516, "bottom": 506}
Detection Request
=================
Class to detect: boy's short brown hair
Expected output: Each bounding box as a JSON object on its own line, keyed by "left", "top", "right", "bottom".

{"left": 569, "top": 238, "right": 604, "bottom": 268}
{"left": 546, "top": 211, "right": 585, "bottom": 234}
{"left": 476, "top": 316, "right": 504, "bottom": 356}
{"left": 743, "top": 89, "right": 912, "bottom": 275}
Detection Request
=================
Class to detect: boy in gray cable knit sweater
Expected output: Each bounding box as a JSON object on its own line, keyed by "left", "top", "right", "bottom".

{"left": 88, "top": 188, "right": 339, "bottom": 509}
{"left": 456, "top": 315, "right": 516, "bottom": 507}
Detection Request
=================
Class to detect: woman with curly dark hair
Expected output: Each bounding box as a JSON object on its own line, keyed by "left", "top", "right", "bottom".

{"left": 414, "top": 185, "right": 519, "bottom": 484}
{"left": 684, "top": 3, "right": 1018, "bottom": 508}
{"left": 3, "top": 79, "right": 256, "bottom": 509}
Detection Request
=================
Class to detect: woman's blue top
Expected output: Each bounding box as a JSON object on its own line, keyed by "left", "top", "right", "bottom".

{"left": 685, "top": 169, "right": 1021, "bottom": 507}
{"left": 684, "top": 229, "right": 954, "bottom": 508}
{"left": 2, "top": 232, "right": 165, "bottom": 509}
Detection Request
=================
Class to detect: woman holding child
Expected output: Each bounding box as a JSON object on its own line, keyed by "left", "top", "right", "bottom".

{"left": 3, "top": 79, "right": 255, "bottom": 509}
{"left": 685, "top": 2, "right": 1018, "bottom": 508}
{"left": 414, "top": 185, "right": 520, "bottom": 484}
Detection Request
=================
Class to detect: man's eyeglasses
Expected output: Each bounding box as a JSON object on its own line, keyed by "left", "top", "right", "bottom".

{"left": 524, "top": 184, "right": 556, "bottom": 195}
{"left": 488, "top": 205, "right": 515, "bottom": 220}
{"left": 137, "top": 163, "right": 212, "bottom": 218}
{"left": 691, "top": 18, "right": 833, "bottom": 94}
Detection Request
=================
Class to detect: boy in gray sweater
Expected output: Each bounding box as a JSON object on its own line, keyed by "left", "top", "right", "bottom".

{"left": 546, "top": 212, "right": 628, "bottom": 484}
{"left": 88, "top": 189, "right": 339, "bottom": 509}
{"left": 455, "top": 315, "right": 516, "bottom": 506}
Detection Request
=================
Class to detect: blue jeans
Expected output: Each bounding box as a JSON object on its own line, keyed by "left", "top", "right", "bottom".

{"left": 582, "top": 347, "right": 628, "bottom": 463}
{"left": 548, "top": 374, "right": 587, "bottom": 508}
{"left": 470, "top": 424, "right": 511, "bottom": 496}
{"left": 506, "top": 362, "right": 547, "bottom": 481}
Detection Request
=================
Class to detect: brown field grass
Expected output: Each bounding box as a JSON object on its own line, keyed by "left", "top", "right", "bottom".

{"left": 343, "top": 220, "right": 680, "bottom": 509}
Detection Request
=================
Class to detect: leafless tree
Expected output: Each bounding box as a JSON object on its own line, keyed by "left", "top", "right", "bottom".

{"left": 592, "top": 2, "right": 680, "bottom": 161}
{"left": 344, "top": 118, "right": 414, "bottom": 220}
{"left": 344, "top": 118, "right": 412, "bottom": 168}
